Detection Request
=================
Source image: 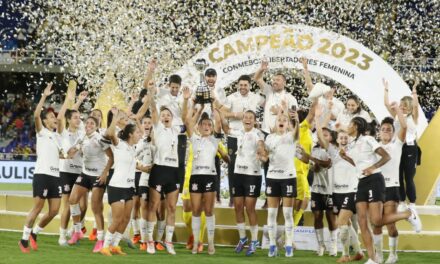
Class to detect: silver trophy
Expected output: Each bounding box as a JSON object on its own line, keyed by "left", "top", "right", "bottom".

{"left": 194, "top": 58, "right": 212, "bottom": 104}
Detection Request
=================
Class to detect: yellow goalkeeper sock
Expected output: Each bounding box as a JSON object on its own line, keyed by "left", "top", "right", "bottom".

{"left": 182, "top": 210, "right": 192, "bottom": 233}
{"left": 294, "top": 209, "right": 304, "bottom": 226}
{"left": 200, "top": 211, "right": 206, "bottom": 243}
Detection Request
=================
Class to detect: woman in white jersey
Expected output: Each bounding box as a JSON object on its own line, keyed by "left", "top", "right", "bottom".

{"left": 297, "top": 121, "right": 337, "bottom": 257}
{"left": 185, "top": 106, "right": 225, "bottom": 255}
{"left": 100, "top": 110, "right": 143, "bottom": 256}
{"left": 372, "top": 101, "right": 412, "bottom": 263}
{"left": 145, "top": 90, "right": 184, "bottom": 255}
{"left": 65, "top": 114, "right": 113, "bottom": 253}
{"left": 341, "top": 116, "right": 421, "bottom": 264}
{"left": 335, "top": 95, "right": 371, "bottom": 131}
{"left": 19, "top": 83, "right": 63, "bottom": 253}
{"left": 261, "top": 101, "right": 298, "bottom": 258}
{"left": 221, "top": 109, "right": 265, "bottom": 256}
{"left": 384, "top": 78, "right": 420, "bottom": 210}
{"left": 57, "top": 91, "right": 88, "bottom": 246}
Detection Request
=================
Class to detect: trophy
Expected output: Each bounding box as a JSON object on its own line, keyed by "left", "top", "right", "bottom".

{"left": 194, "top": 58, "right": 212, "bottom": 104}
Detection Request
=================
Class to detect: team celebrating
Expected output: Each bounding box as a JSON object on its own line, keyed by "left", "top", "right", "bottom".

{"left": 17, "top": 57, "right": 422, "bottom": 264}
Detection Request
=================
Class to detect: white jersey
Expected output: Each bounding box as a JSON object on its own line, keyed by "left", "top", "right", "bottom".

{"left": 310, "top": 146, "right": 332, "bottom": 195}
{"left": 347, "top": 135, "right": 382, "bottom": 179}
{"left": 59, "top": 128, "right": 84, "bottom": 174}
{"left": 328, "top": 144, "right": 359, "bottom": 193}
{"left": 318, "top": 97, "right": 345, "bottom": 129}
{"left": 226, "top": 92, "right": 263, "bottom": 132}
{"left": 231, "top": 128, "right": 264, "bottom": 176}
{"left": 156, "top": 87, "right": 184, "bottom": 127}
{"left": 265, "top": 131, "right": 297, "bottom": 179}
{"left": 336, "top": 109, "right": 371, "bottom": 129}
{"left": 34, "top": 127, "right": 61, "bottom": 177}
{"left": 262, "top": 84, "right": 298, "bottom": 133}
{"left": 153, "top": 122, "right": 179, "bottom": 167}
{"left": 190, "top": 134, "right": 219, "bottom": 175}
{"left": 81, "top": 132, "right": 108, "bottom": 176}
{"left": 394, "top": 115, "right": 417, "bottom": 144}
{"left": 134, "top": 137, "right": 146, "bottom": 173}
{"left": 380, "top": 138, "right": 403, "bottom": 188}
{"left": 109, "top": 140, "right": 136, "bottom": 188}
{"left": 138, "top": 139, "right": 155, "bottom": 187}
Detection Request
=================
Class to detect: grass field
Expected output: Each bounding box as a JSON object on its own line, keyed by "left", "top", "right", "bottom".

{"left": 0, "top": 183, "right": 32, "bottom": 191}
{"left": 0, "top": 231, "right": 439, "bottom": 264}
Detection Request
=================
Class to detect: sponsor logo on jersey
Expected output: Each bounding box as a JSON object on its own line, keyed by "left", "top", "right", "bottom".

{"left": 50, "top": 166, "right": 59, "bottom": 172}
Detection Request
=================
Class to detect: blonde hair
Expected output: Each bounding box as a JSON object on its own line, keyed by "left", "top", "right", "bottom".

{"left": 400, "top": 96, "right": 414, "bottom": 115}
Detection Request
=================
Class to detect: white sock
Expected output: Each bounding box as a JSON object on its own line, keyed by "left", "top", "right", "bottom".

{"left": 373, "top": 233, "right": 383, "bottom": 258}
{"left": 250, "top": 225, "right": 258, "bottom": 242}
{"left": 156, "top": 220, "right": 166, "bottom": 241}
{"left": 123, "top": 223, "right": 130, "bottom": 239}
{"left": 73, "top": 223, "right": 81, "bottom": 233}
{"left": 192, "top": 216, "right": 201, "bottom": 246}
{"left": 32, "top": 225, "right": 43, "bottom": 234}
{"left": 132, "top": 218, "right": 140, "bottom": 235}
{"left": 80, "top": 218, "right": 85, "bottom": 229}
{"left": 107, "top": 208, "right": 113, "bottom": 226}
{"left": 22, "top": 226, "right": 32, "bottom": 240}
{"left": 237, "top": 222, "right": 246, "bottom": 240}
{"left": 389, "top": 236, "right": 398, "bottom": 255}
{"left": 140, "top": 219, "right": 147, "bottom": 243}
{"left": 165, "top": 225, "right": 175, "bottom": 243}
{"left": 339, "top": 225, "right": 350, "bottom": 256}
{"left": 97, "top": 230, "right": 104, "bottom": 241}
{"left": 315, "top": 228, "right": 324, "bottom": 246}
{"left": 267, "top": 208, "right": 278, "bottom": 246}
{"left": 349, "top": 224, "right": 362, "bottom": 253}
{"left": 206, "top": 216, "right": 215, "bottom": 244}
{"left": 103, "top": 231, "right": 114, "bottom": 248}
{"left": 59, "top": 228, "right": 67, "bottom": 240}
{"left": 146, "top": 221, "right": 155, "bottom": 242}
{"left": 282, "top": 207, "right": 293, "bottom": 247}
{"left": 70, "top": 204, "right": 81, "bottom": 217}
{"left": 112, "top": 232, "right": 123, "bottom": 247}
{"left": 330, "top": 229, "right": 338, "bottom": 249}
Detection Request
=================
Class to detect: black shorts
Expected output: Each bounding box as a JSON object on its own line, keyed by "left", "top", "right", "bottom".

{"left": 106, "top": 168, "right": 114, "bottom": 185}
{"left": 189, "top": 174, "right": 217, "bottom": 193}
{"left": 332, "top": 192, "right": 356, "bottom": 214}
{"left": 385, "top": 187, "right": 400, "bottom": 202}
{"left": 33, "top": 174, "right": 62, "bottom": 199}
{"left": 265, "top": 178, "right": 297, "bottom": 198}
{"left": 133, "top": 172, "right": 142, "bottom": 196}
{"left": 75, "top": 172, "right": 105, "bottom": 190}
{"left": 148, "top": 165, "right": 179, "bottom": 195}
{"left": 178, "top": 134, "right": 187, "bottom": 193}
{"left": 107, "top": 185, "right": 134, "bottom": 205}
{"left": 139, "top": 186, "right": 165, "bottom": 201}
{"left": 231, "top": 174, "right": 262, "bottom": 198}
{"left": 60, "top": 172, "right": 80, "bottom": 194}
{"left": 356, "top": 173, "right": 385, "bottom": 203}
{"left": 311, "top": 192, "right": 333, "bottom": 212}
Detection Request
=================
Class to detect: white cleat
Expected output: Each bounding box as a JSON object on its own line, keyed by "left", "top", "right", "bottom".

{"left": 384, "top": 254, "right": 398, "bottom": 264}
{"left": 316, "top": 244, "right": 325, "bottom": 256}
{"left": 165, "top": 241, "right": 176, "bottom": 255}
{"left": 364, "top": 258, "right": 379, "bottom": 264}
{"left": 375, "top": 252, "right": 384, "bottom": 263}
{"left": 407, "top": 208, "right": 422, "bottom": 233}
{"left": 329, "top": 242, "right": 338, "bottom": 257}
{"left": 146, "top": 241, "right": 156, "bottom": 254}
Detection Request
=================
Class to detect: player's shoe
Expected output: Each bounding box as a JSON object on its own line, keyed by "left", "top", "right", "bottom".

{"left": 132, "top": 234, "right": 141, "bottom": 244}
{"left": 285, "top": 246, "right": 294, "bottom": 257}
{"left": 235, "top": 237, "right": 248, "bottom": 253}
{"left": 18, "top": 240, "right": 30, "bottom": 253}
{"left": 186, "top": 234, "right": 194, "bottom": 250}
{"left": 268, "top": 245, "right": 278, "bottom": 257}
{"left": 100, "top": 247, "right": 112, "bottom": 256}
{"left": 29, "top": 232, "right": 38, "bottom": 251}
{"left": 165, "top": 241, "right": 176, "bottom": 255}
{"left": 88, "top": 228, "right": 97, "bottom": 241}
{"left": 246, "top": 240, "right": 259, "bottom": 256}
{"left": 111, "top": 246, "right": 127, "bottom": 255}
{"left": 92, "top": 240, "right": 104, "bottom": 253}
{"left": 146, "top": 241, "right": 155, "bottom": 254}
{"left": 68, "top": 232, "right": 82, "bottom": 245}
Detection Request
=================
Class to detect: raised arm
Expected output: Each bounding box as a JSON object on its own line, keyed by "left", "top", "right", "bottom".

{"left": 57, "top": 86, "right": 76, "bottom": 134}
{"left": 72, "top": 91, "right": 88, "bottom": 111}
{"left": 314, "top": 106, "right": 329, "bottom": 150}
{"left": 105, "top": 108, "right": 121, "bottom": 145}
{"left": 216, "top": 106, "right": 230, "bottom": 135}
{"left": 383, "top": 78, "right": 396, "bottom": 117}
{"left": 34, "top": 83, "right": 54, "bottom": 133}
{"left": 392, "top": 101, "right": 407, "bottom": 142}
{"left": 148, "top": 87, "right": 159, "bottom": 125}
{"left": 185, "top": 104, "right": 203, "bottom": 137}
{"left": 254, "top": 59, "right": 269, "bottom": 90}
{"left": 212, "top": 107, "right": 222, "bottom": 134}
{"left": 411, "top": 78, "right": 419, "bottom": 124}
{"left": 300, "top": 57, "right": 314, "bottom": 93}
{"left": 181, "top": 86, "right": 191, "bottom": 123}
{"left": 143, "top": 58, "right": 157, "bottom": 89}
{"left": 134, "top": 93, "right": 152, "bottom": 121}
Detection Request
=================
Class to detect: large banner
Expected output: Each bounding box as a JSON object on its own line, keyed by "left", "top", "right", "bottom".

{"left": 177, "top": 24, "right": 428, "bottom": 136}
{"left": 0, "top": 161, "right": 34, "bottom": 184}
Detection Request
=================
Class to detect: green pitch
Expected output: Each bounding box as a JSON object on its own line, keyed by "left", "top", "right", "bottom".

{"left": 0, "top": 183, "right": 32, "bottom": 191}
{"left": 1, "top": 231, "right": 439, "bottom": 264}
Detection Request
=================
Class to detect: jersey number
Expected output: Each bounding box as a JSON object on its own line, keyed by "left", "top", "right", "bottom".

{"left": 343, "top": 197, "right": 349, "bottom": 205}
{"left": 249, "top": 185, "right": 256, "bottom": 193}
{"left": 286, "top": 185, "right": 293, "bottom": 193}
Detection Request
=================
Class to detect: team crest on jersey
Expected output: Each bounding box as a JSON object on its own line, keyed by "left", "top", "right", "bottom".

{"left": 206, "top": 182, "right": 213, "bottom": 190}
{"left": 156, "top": 185, "right": 162, "bottom": 192}
{"left": 76, "top": 176, "right": 82, "bottom": 183}
{"left": 64, "top": 184, "right": 70, "bottom": 192}
{"left": 192, "top": 183, "right": 198, "bottom": 191}
{"left": 43, "top": 189, "right": 48, "bottom": 197}
{"left": 266, "top": 187, "right": 272, "bottom": 194}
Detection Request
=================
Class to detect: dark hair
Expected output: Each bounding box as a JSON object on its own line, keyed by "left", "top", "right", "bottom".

{"left": 159, "top": 106, "right": 173, "bottom": 117}
{"left": 40, "top": 109, "right": 54, "bottom": 128}
{"left": 65, "top": 109, "right": 79, "bottom": 128}
{"left": 322, "top": 127, "right": 338, "bottom": 145}
{"left": 351, "top": 117, "right": 368, "bottom": 139}
{"left": 168, "top": 74, "right": 182, "bottom": 86}
{"left": 118, "top": 123, "right": 137, "bottom": 141}
{"left": 139, "top": 88, "right": 148, "bottom": 99}
{"left": 274, "top": 72, "right": 286, "bottom": 82}
{"left": 86, "top": 116, "right": 99, "bottom": 128}
{"left": 205, "top": 68, "right": 217, "bottom": 77}
{"left": 367, "top": 120, "right": 378, "bottom": 137}
{"left": 91, "top": 109, "right": 103, "bottom": 127}
{"left": 238, "top": 75, "right": 252, "bottom": 84}
{"left": 244, "top": 110, "right": 257, "bottom": 121}
{"left": 107, "top": 110, "right": 114, "bottom": 128}
{"left": 347, "top": 95, "right": 362, "bottom": 114}
{"left": 198, "top": 112, "right": 212, "bottom": 126}
{"left": 297, "top": 109, "right": 308, "bottom": 123}
{"left": 381, "top": 117, "right": 395, "bottom": 131}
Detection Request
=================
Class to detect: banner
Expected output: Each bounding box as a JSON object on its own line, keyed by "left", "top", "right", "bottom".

{"left": 177, "top": 24, "right": 428, "bottom": 136}
{"left": 0, "top": 161, "right": 34, "bottom": 184}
